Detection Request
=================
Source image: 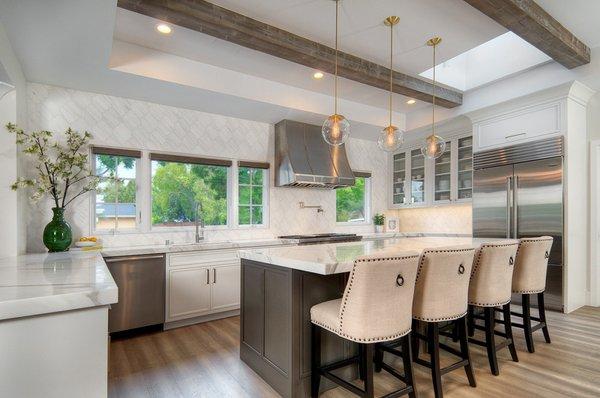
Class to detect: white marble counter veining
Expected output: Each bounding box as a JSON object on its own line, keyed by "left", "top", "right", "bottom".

{"left": 0, "top": 251, "right": 118, "bottom": 321}
{"left": 100, "top": 238, "right": 295, "bottom": 257}
{"left": 239, "top": 237, "right": 517, "bottom": 275}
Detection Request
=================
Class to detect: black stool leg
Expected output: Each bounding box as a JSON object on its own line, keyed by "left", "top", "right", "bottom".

{"left": 522, "top": 294, "right": 535, "bottom": 353}
{"left": 458, "top": 316, "right": 477, "bottom": 387}
{"left": 401, "top": 334, "right": 417, "bottom": 398}
{"left": 359, "top": 344, "right": 366, "bottom": 381}
{"left": 538, "top": 292, "right": 551, "bottom": 344}
{"left": 363, "top": 344, "right": 374, "bottom": 398}
{"left": 467, "top": 305, "right": 475, "bottom": 337}
{"left": 411, "top": 319, "right": 420, "bottom": 357}
{"left": 484, "top": 307, "right": 499, "bottom": 375}
{"left": 502, "top": 303, "right": 519, "bottom": 362}
{"left": 311, "top": 324, "right": 321, "bottom": 398}
{"left": 428, "top": 322, "right": 443, "bottom": 398}
{"left": 374, "top": 344, "right": 383, "bottom": 373}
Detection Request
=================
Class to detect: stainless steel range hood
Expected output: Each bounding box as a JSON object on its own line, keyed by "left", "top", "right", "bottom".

{"left": 274, "top": 120, "right": 355, "bottom": 188}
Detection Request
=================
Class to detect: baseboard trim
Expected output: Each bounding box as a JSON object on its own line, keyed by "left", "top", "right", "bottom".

{"left": 164, "top": 309, "right": 240, "bottom": 330}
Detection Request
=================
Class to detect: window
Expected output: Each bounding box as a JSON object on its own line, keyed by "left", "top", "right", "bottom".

{"left": 238, "top": 164, "right": 267, "bottom": 226}
{"left": 150, "top": 154, "right": 230, "bottom": 227}
{"left": 93, "top": 148, "right": 140, "bottom": 231}
{"left": 336, "top": 173, "right": 371, "bottom": 223}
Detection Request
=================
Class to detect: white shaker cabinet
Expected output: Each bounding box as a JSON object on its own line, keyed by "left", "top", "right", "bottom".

{"left": 168, "top": 266, "right": 212, "bottom": 319}
{"left": 166, "top": 250, "right": 240, "bottom": 324}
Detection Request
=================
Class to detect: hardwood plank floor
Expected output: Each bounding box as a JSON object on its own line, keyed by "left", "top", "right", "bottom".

{"left": 109, "top": 307, "right": 600, "bottom": 398}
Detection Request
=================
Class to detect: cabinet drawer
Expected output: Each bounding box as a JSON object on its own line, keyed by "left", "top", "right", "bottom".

{"left": 169, "top": 250, "right": 239, "bottom": 267}
{"left": 476, "top": 103, "right": 561, "bottom": 150}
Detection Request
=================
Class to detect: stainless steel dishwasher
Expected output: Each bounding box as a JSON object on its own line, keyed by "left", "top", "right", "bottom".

{"left": 104, "top": 254, "right": 166, "bottom": 333}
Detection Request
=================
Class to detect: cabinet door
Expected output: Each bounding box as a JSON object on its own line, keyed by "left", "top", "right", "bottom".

{"left": 167, "top": 266, "right": 211, "bottom": 321}
{"left": 392, "top": 152, "right": 408, "bottom": 206}
{"left": 433, "top": 141, "right": 453, "bottom": 204}
{"left": 211, "top": 264, "right": 241, "bottom": 311}
{"left": 456, "top": 136, "right": 473, "bottom": 201}
{"left": 409, "top": 149, "right": 426, "bottom": 205}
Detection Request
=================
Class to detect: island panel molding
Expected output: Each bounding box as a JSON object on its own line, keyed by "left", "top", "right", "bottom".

{"left": 117, "top": 0, "right": 463, "bottom": 108}
{"left": 463, "top": 0, "right": 591, "bottom": 69}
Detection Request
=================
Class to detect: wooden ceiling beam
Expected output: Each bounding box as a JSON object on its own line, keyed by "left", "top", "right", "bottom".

{"left": 117, "top": 0, "right": 463, "bottom": 108}
{"left": 463, "top": 0, "right": 590, "bottom": 69}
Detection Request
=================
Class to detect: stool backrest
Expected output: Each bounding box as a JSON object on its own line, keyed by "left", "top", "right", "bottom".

{"left": 338, "top": 252, "right": 420, "bottom": 342}
{"left": 469, "top": 242, "right": 519, "bottom": 307}
{"left": 513, "top": 236, "right": 554, "bottom": 294}
{"left": 413, "top": 247, "right": 476, "bottom": 322}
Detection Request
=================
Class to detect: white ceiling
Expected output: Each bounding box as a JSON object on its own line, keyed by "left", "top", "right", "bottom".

{"left": 0, "top": 0, "right": 598, "bottom": 142}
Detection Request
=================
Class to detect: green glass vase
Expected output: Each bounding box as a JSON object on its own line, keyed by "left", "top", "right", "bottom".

{"left": 43, "top": 207, "right": 72, "bottom": 252}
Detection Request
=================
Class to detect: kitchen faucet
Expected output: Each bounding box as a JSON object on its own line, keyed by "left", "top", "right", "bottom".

{"left": 194, "top": 201, "right": 205, "bottom": 243}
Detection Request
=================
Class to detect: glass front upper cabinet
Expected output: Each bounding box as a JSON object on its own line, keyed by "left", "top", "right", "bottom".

{"left": 392, "top": 152, "right": 406, "bottom": 205}
{"left": 457, "top": 136, "right": 473, "bottom": 200}
{"left": 410, "top": 149, "right": 425, "bottom": 204}
{"left": 434, "top": 141, "right": 452, "bottom": 202}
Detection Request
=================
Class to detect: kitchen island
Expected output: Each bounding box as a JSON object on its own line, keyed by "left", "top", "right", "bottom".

{"left": 238, "top": 236, "right": 511, "bottom": 398}
{"left": 0, "top": 251, "right": 118, "bottom": 398}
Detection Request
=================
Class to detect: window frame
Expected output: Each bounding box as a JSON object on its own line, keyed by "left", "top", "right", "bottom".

{"left": 90, "top": 149, "right": 141, "bottom": 235}
{"left": 149, "top": 155, "right": 233, "bottom": 231}
{"left": 335, "top": 172, "right": 372, "bottom": 226}
{"left": 236, "top": 164, "right": 269, "bottom": 229}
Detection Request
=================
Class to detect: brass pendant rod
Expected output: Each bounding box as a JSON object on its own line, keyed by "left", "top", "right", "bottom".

{"left": 334, "top": 0, "right": 339, "bottom": 116}
{"left": 389, "top": 20, "right": 393, "bottom": 128}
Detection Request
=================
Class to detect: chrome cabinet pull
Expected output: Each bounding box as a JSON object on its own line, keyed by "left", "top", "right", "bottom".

{"left": 206, "top": 268, "right": 210, "bottom": 285}
{"left": 213, "top": 268, "right": 217, "bottom": 284}
{"left": 505, "top": 132, "right": 526, "bottom": 139}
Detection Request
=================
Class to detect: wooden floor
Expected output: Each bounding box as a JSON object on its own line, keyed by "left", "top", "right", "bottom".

{"left": 109, "top": 307, "right": 600, "bottom": 398}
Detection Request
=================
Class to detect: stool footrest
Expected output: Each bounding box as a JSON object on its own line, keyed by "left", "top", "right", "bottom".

{"left": 440, "top": 359, "right": 470, "bottom": 376}
{"left": 320, "top": 356, "right": 359, "bottom": 373}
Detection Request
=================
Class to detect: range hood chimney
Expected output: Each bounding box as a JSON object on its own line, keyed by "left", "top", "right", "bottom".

{"left": 275, "top": 120, "right": 355, "bottom": 189}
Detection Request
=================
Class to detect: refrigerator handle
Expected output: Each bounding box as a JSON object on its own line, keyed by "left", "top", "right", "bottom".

{"left": 506, "top": 176, "right": 512, "bottom": 238}
{"left": 513, "top": 175, "right": 518, "bottom": 238}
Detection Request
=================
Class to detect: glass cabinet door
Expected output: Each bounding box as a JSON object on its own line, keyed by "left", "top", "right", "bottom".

{"left": 434, "top": 141, "right": 452, "bottom": 202}
{"left": 457, "top": 136, "right": 473, "bottom": 200}
{"left": 410, "top": 149, "right": 425, "bottom": 204}
{"left": 392, "top": 152, "right": 406, "bottom": 205}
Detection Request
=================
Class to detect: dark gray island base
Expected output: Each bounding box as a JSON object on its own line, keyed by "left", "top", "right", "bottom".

{"left": 240, "top": 258, "right": 357, "bottom": 398}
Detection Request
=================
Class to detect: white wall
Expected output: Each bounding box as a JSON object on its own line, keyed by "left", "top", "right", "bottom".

{"left": 0, "top": 21, "right": 26, "bottom": 256}
{"left": 24, "top": 83, "right": 388, "bottom": 252}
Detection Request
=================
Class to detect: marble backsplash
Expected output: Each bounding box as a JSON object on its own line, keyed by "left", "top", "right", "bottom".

{"left": 393, "top": 203, "right": 473, "bottom": 235}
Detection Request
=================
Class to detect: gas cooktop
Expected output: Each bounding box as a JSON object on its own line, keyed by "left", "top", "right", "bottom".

{"left": 278, "top": 233, "right": 362, "bottom": 245}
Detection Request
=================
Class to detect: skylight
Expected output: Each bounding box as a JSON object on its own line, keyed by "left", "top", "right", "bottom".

{"left": 420, "top": 32, "right": 551, "bottom": 92}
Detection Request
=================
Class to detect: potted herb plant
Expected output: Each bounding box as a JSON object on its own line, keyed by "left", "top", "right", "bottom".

{"left": 7, "top": 123, "right": 99, "bottom": 252}
{"left": 373, "top": 213, "right": 385, "bottom": 233}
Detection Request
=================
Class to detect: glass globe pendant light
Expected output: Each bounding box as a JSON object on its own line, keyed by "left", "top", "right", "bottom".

{"left": 322, "top": 0, "right": 350, "bottom": 146}
{"left": 378, "top": 16, "right": 403, "bottom": 152}
{"left": 421, "top": 37, "right": 446, "bottom": 159}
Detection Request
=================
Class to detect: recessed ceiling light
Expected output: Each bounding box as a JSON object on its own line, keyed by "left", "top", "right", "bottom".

{"left": 156, "top": 24, "right": 172, "bottom": 35}
{"left": 406, "top": 99, "right": 416, "bottom": 105}
{"left": 313, "top": 71, "right": 324, "bottom": 79}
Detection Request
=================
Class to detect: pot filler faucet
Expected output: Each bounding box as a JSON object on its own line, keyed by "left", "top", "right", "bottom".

{"left": 194, "top": 201, "right": 205, "bottom": 243}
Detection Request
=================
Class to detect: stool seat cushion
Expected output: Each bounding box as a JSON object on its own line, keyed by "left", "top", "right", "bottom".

{"left": 310, "top": 299, "right": 343, "bottom": 335}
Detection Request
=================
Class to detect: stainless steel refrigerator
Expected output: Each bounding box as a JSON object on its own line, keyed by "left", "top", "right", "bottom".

{"left": 472, "top": 137, "right": 563, "bottom": 310}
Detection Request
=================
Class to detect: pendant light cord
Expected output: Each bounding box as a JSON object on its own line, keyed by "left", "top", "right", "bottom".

{"left": 334, "top": 0, "right": 339, "bottom": 116}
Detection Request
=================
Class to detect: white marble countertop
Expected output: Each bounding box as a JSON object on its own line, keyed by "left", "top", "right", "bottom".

{"left": 0, "top": 251, "right": 118, "bottom": 321}
{"left": 239, "top": 237, "right": 516, "bottom": 275}
{"left": 99, "top": 238, "right": 295, "bottom": 257}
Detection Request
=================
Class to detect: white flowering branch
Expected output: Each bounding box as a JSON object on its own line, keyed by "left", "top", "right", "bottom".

{"left": 6, "top": 123, "right": 100, "bottom": 209}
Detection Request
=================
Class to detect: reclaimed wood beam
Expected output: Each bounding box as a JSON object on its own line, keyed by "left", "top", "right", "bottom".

{"left": 463, "top": 0, "right": 590, "bottom": 69}
{"left": 117, "top": 0, "right": 463, "bottom": 108}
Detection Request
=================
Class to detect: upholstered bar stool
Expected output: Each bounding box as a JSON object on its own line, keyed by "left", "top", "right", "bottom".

{"left": 392, "top": 247, "right": 477, "bottom": 398}
{"left": 509, "top": 236, "right": 554, "bottom": 353}
{"left": 310, "top": 252, "right": 420, "bottom": 398}
{"left": 467, "top": 241, "right": 520, "bottom": 375}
